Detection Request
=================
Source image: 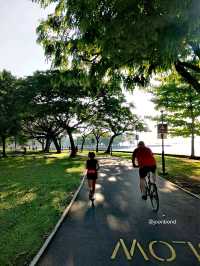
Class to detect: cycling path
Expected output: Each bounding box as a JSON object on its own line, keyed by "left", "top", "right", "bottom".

{"left": 37, "top": 157, "right": 200, "bottom": 266}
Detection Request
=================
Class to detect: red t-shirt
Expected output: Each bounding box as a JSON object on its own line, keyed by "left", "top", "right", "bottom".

{"left": 132, "top": 146, "right": 156, "bottom": 167}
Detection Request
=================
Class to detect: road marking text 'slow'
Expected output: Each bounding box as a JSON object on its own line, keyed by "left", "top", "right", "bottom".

{"left": 111, "top": 239, "right": 200, "bottom": 262}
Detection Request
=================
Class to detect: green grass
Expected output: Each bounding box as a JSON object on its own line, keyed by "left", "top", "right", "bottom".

{"left": 0, "top": 153, "right": 86, "bottom": 266}
{"left": 110, "top": 151, "right": 200, "bottom": 196}
{"left": 155, "top": 155, "right": 200, "bottom": 194}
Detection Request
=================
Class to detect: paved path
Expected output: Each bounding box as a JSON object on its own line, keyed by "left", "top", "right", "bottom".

{"left": 37, "top": 158, "right": 200, "bottom": 266}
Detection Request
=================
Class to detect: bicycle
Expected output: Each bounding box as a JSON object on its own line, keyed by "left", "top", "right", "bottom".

{"left": 145, "top": 172, "right": 159, "bottom": 212}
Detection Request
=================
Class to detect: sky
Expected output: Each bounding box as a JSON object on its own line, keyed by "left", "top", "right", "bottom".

{"left": 0, "top": 0, "right": 167, "bottom": 144}
{"left": 0, "top": 0, "right": 52, "bottom": 77}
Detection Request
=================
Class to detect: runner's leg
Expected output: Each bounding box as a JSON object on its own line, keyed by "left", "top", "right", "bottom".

{"left": 88, "top": 179, "right": 93, "bottom": 190}
{"left": 92, "top": 180, "right": 96, "bottom": 194}
{"left": 89, "top": 180, "right": 96, "bottom": 199}
{"left": 88, "top": 179, "right": 93, "bottom": 199}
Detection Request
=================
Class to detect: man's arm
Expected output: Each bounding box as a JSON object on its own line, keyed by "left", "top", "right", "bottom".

{"left": 132, "top": 149, "right": 137, "bottom": 167}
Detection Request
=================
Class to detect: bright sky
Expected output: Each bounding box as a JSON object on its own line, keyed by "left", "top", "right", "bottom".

{"left": 0, "top": 0, "right": 53, "bottom": 77}
{"left": 0, "top": 0, "right": 160, "bottom": 143}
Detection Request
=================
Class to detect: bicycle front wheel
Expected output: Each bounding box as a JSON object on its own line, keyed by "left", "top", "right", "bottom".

{"left": 149, "top": 183, "right": 159, "bottom": 212}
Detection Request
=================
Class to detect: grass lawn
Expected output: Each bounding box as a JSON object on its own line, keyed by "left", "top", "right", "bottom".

{"left": 0, "top": 152, "right": 86, "bottom": 266}
{"left": 109, "top": 151, "right": 200, "bottom": 196}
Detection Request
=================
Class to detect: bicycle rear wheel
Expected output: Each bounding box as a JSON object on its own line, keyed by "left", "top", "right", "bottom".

{"left": 149, "top": 183, "right": 159, "bottom": 212}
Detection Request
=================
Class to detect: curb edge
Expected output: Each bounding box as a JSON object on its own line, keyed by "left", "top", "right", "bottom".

{"left": 29, "top": 175, "right": 86, "bottom": 266}
{"left": 165, "top": 179, "right": 200, "bottom": 200}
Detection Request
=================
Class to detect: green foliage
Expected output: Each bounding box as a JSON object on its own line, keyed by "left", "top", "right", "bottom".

{"left": 21, "top": 70, "right": 93, "bottom": 139}
{"left": 98, "top": 93, "right": 143, "bottom": 136}
{"left": 0, "top": 70, "right": 21, "bottom": 138}
{"left": 0, "top": 70, "right": 23, "bottom": 156}
{"left": 152, "top": 72, "right": 200, "bottom": 137}
{"left": 34, "top": 0, "right": 200, "bottom": 86}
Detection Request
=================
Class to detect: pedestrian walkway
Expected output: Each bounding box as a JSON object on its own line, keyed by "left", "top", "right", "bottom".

{"left": 37, "top": 158, "right": 200, "bottom": 266}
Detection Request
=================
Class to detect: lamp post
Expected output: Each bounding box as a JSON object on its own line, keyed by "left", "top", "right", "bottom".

{"left": 161, "top": 110, "right": 166, "bottom": 175}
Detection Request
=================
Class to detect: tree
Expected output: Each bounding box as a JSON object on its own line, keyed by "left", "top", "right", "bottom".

{"left": 21, "top": 71, "right": 68, "bottom": 153}
{"left": 22, "top": 69, "right": 105, "bottom": 156}
{"left": 0, "top": 70, "right": 21, "bottom": 157}
{"left": 92, "top": 126, "right": 109, "bottom": 153}
{"left": 34, "top": 0, "right": 200, "bottom": 92}
{"left": 97, "top": 94, "right": 143, "bottom": 153}
{"left": 151, "top": 73, "right": 200, "bottom": 158}
{"left": 76, "top": 126, "right": 93, "bottom": 152}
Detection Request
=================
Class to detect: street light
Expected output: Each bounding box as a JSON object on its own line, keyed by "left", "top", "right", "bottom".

{"left": 160, "top": 110, "right": 168, "bottom": 175}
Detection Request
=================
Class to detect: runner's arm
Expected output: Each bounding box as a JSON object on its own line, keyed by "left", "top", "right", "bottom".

{"left": 96, "top": 161, "right": 100, "bottom": 171}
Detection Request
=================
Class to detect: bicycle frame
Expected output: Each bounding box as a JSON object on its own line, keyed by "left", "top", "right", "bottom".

{"left": 145, "top": 172, "right": 153, "bottom": 195}
{"left": 144, "top": 172, "right": 159, "bottom": 212}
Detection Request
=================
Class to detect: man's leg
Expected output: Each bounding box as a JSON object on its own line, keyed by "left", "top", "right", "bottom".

{"left": 151, "top": 166, "right": 157, "bottom": 183}
{"left": 151, "top": 173, "right": 156, "bottom": 183}
{"left": 139, "top": 167, "right": 147, "bottom": 199}
{"left": 140, "top": 178, "right": 146, "bottom": 194}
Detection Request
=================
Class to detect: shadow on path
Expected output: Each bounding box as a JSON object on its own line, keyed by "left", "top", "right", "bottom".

{"left": 37, "top": 158, "right": 200, "bottom": 266}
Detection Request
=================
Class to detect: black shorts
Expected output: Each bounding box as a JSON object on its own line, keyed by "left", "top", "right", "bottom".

{"left": 139, "top": 165, "right": 156, "bottom": 179}
{"left": 87, "top": 174, "right": 98, "bottom": 180}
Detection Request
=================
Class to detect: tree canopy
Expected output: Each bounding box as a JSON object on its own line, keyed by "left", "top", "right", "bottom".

{"left": 151, "top": 72, "right": 200, "bottom": 157}
{"left": 0, "top": 70, "right": 21, "bottom": 157}
{"left": 33, "top": 0, "right": 200, "bottom": 90}
{"left": 21, "top": 70, "right": 100, "bottom": 155}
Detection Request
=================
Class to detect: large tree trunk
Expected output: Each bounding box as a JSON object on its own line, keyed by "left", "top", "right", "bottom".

{"left": 44, "top": 136, "right": 51, "bottom": 153}
{"left": 37, "top": 138, "right": 45, "bottom": 152}
{"left": 95, "top": 136, "right": 100, "bottom": 153}
{"left": 41, "top": 139, "right": 45, "bottom": 152}
{"left": 105, "top": 135, "right": 116, "bottom": 154}
{"left": 59, "top": 138, "right": 62, "bottom": 150}
{"left": 81, "top": 136, "right": 86, "bottom": 152}
{"left": 1, "top": 135, "right": 6, "bottom": 157}
{"left": 67, "top": 129, "right": 76, "bottom": 157}
{"left": 52, "top": 136, "right": 61, "bottom": 153}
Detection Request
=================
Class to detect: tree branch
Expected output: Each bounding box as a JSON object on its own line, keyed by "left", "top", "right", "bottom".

{"left": 174, "top": 60, "right": 200, "bottom": 94}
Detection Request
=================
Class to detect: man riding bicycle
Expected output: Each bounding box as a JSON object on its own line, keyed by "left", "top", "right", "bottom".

{"left": 132, "top": 141, "right": 157, "bottom": 200}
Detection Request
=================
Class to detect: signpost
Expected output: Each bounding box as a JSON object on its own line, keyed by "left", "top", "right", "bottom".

{"left": 157, "top": 111, "right": 168, "bottom": 175}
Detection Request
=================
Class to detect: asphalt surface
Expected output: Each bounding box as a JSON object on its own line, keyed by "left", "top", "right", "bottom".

{"left": 37, "top": 157, "right": 200, "bottom": 266}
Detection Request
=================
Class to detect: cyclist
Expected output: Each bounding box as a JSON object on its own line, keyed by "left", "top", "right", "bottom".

{"left": 132, "top": 141, "right": 157, "bottom": 200}
{"left": 86, "top": 152, "right": 99, "bottom": 200}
